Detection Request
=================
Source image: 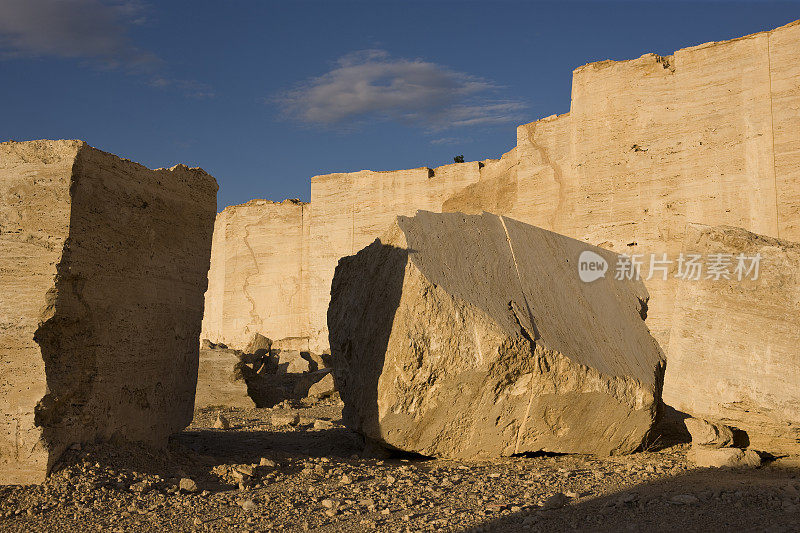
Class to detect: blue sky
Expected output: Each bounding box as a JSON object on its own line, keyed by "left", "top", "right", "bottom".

{"left": 1, "top": 1, "right": 798, "bottom": 209}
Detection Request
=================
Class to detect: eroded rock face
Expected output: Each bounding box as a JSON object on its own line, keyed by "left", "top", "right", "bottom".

{"left": 0, "top": 140, "right": 217, "bottom": 484}
{"left": 328, "top": 211, "right": 666, "bottom": 458}
{"left": 664, "top": 224, "right": 800, "bottom": 455}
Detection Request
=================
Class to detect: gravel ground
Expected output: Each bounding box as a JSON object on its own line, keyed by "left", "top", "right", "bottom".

{"left": 1, "top": 400, "right": 798, "bottom": 532}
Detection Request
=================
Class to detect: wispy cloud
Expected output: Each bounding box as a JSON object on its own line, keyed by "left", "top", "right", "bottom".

{"left": 0, "top": 0, "right": 212, "bottom": 98}
{"left": 430, "top": 136, "right": 473, "bottom": 146}
{"left": 277, "top": 49, "right": 526, "bottom": 131}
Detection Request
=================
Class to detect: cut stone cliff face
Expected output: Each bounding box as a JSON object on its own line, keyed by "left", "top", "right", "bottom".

{"left": 307, "top": 19, "right": 800, "bottom": 354}
{"left": 664, "top": 224, "right": 800, "bottom": 454}
{"left": 0, "top": 140, "right": 217, "bottom": 484}
{"left": 203, "top": 20, "right": 800, "bottom": 357}
{"left": 199, "top": 19, "right": 800, "bottom": 454}
{"left": 328, "top": 211, "right": 666, "bottom": 458}
{"left": 200, "top": 199, "right": 310, "bottom": 351}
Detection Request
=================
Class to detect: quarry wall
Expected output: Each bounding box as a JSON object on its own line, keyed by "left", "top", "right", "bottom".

{"left": 201, "top": 20, "right": 800, "bottom": 356}
{"left": 1, "top": 140, "right": 217, "bottom": 484}
{"left": 200, "top": 199, "right": 310, "bottom": 350}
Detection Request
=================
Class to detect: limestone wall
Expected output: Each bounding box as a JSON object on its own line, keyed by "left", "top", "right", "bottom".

{"left": 200, "top": 199, "right": 310, "bottom": 351}
{"left": 1, "top": 140, "right": 217, "bottom": 484}
{"left": 664, "top": 224, "right": 800, "bottom": 454}
{"left": 202, "top": 20, "right": 800, "bottom": 357}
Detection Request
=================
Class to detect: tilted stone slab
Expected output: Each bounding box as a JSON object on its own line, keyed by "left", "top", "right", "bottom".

{"left": 663, "top": 224, "right": 800, "bottom": 454}
{"left": 328, "top": 211, "right": 666, "bottom": 458}
{"left": 0, "top": 140, "right": 217, "bottom": 484}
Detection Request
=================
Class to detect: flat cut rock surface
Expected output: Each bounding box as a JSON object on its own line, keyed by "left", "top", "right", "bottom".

{"left": 328, "top": 211, "right": 666, "bottom": 458}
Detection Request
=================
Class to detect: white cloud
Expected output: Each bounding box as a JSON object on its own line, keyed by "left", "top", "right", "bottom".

{"left": 0, "top": 0, "right": 154, "bottom": 66}
{"left": 278, "top": 49, "right": 526, "bottom": 130}
{"left": 0, "top": 0, "right": 212, "bottom": 98}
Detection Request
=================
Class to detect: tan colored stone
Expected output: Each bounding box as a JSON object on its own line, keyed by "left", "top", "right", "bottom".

{"left": 684, "top": 418, "right": 735, "bottom": 448}
{"left": 245, "top": 333, "right": 272, "bottom": 354}
{"left": 0, "top": 140, "right": 217, "bottom": 484}
{"left": 688, "top": 447, "right": 761, "bottom": 468}
{"left": 201, "top": 21, "right": 800, "bottom": 356}
{"left": 271, "top": 413, "right": 299, "bottom": 427}
{"left": 213, "top": 413, "right": 230, "bottom": 430}
{"left": 306, "top": 372, "right": 336, "bottom": 399}
{"left": 328, "top": 211, "right": 666, "bottom": 458}
{"left": 195, "top": 348, "right": 255, "bottom": 409}
{"left": 663, "top": 224, "right": 800, "bottom": 454}
{"left": 200, "top": 199, "right": 310, "bottom": 351}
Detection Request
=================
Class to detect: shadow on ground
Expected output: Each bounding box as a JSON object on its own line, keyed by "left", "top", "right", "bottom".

{"left": 474, "top": 465, "right": 800, "bottom": 533}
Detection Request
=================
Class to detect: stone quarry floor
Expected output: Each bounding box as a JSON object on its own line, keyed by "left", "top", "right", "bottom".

{"left": 1, "top": 402, "right": 799, "bottom": 532}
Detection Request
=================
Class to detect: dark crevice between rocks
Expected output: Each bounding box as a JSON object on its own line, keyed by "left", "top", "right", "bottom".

{"left": 511, "top": 451, "right": 568, "bottom": 459}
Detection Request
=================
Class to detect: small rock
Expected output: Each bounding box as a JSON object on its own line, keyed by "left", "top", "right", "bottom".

{"left": 307, "top": 373, "right": 336, "bottom": 399}
{"left": 239, "top": 499, "right": 257, "bottom": 512}
{"left": 322, "top": 499, "right": 339, "bottom": 509}
{"left": 179, "top": 478, "right": 198, "bottom": 493}
{"left": 213, "top": 413, "right": 230, "bottom": 430}
{"left": 684, "top": 418, "right": 734, "bottom": 448}
{"left": 130, "top": 481, "right": 151, "bottom": 493}
{"left": 259, "top": 458, "right": 276, "bottom": 468}
{"left": 541, "top": 492, "right": 569, "bottom": 510}
{"left": 341, "top": 474, "right": 353, "bottom": 485}
{"left": 688, "top": 447, "right": 761, "bottom": 468}
{"left": 245, "top": 333, "right": 272, "bottom": 354}
{"left": 236, "top": 464, "right": 256, "bottom": 477}
{"left": 272, "top": 413, "right": 300, "bottom": 427}
{"left": 287, "top": 357, "right": 310, "bottom": 373}
{"left": 670, "top": 494, "right": 699, "bottom": 505}
{"left": 314, "top": 419, "right": 334, "bottom": 430}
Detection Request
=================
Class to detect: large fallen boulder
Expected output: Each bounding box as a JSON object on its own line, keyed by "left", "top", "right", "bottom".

{"left": 663, "top": 224, "right": 800, "bottom": 455}
{"left": 328, "top": 211, "right": 666, "bottom": 458}
{"left": 0, "top": 140, "right": 217, "bottom": 484}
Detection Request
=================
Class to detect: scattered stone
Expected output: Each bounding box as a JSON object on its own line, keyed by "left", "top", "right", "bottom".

{"left": 259, "top": 458, "right": 276, "bottom": 468}
{"left": 236, "top": 465, "right": 256, "bottom": 477}
{"left": 239, "top": 499, "right": 257, "bottom": 512}
{"left": 246, "top": 333, "right": 273, "bottom": 354}
{"left": 287, "top": 357, "right": 311, "bottom": 374}
{"left": 684, "top": 418, "right": 735, "bottom": 448}
{"left": 271, "top": 413, "right": 300, "bottom": 427}
{"left": 307, "top": 373, "right": 336, "bottom": 399}
{"left": 541, "top": 492, "right": 570, "bottom": 510}
{"left": 213, "top": 413, "right": 231, "bottom": 430}
{"left": 688, "top": 447, "right": 762, "bottom": 468}
{"left": 671, "top": 494, "right": 699, "bottom": 505}
{"left": 321, "top": 499, "right": 339, "bottom": 509}
{"left": 129, "top": 481, "right": 151, "bottom": 493}
{"left": 179, "top": 478, "right": 199, "bottom": 493}
{"left": 314, "top": 419, "right": 334, "bottom": 430}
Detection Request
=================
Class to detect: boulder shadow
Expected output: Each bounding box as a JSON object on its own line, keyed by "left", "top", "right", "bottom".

{"left": 324, "top": 240, "right": 409, "bottom": 452}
